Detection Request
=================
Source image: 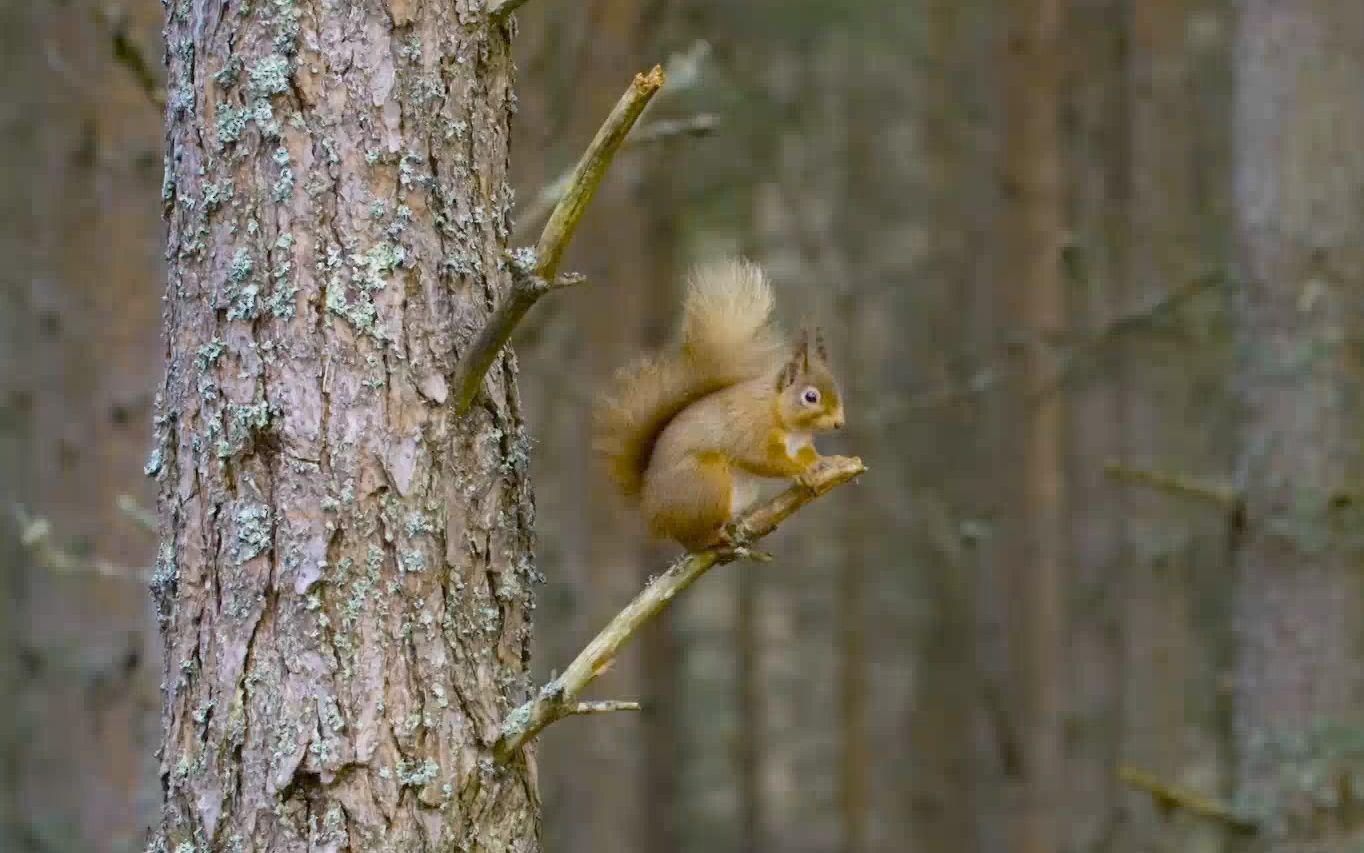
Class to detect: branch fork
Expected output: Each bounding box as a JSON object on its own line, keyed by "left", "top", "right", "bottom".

{"left": 487, "top": 0, "right": 533, "bottom": 22}
{"left": 494, "top": 455, "right": 867, "bottom": 763}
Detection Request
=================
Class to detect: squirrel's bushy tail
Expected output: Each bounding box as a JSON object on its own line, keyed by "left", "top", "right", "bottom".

{"left": 594, "top": 258, "right": 784, "bottom": 498}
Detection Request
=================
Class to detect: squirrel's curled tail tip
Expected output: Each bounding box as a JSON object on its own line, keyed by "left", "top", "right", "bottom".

{"left": 681, "top": 258, "right": 777, "bottom": 366}
{"left": 594, "top": 257, "right": 784, "bottom": 499}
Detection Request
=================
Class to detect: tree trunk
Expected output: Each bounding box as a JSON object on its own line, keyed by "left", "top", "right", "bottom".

{"left": 749, "top": 41, "right": 847, "bottom": 853}
{"left": 151, "top": 2, "right": 539, "bottom": 849}
{"left": 995, "top": 2, "right": 1065, "bottom": 852}
{"left": 1118, "top": 3, "right": 1237, "bottom": 852}
{"left": 0, "top": 7, "right": 37, "bottom": 846}
{"left": 1231, "top": 2, "right": 1364, "bottom": 850}
{"left": 1058, "top": 2, "right": 1127, "bottom": 848}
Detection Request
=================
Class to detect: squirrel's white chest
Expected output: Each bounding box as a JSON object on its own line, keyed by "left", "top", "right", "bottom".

{"left": 729, "top": 433, "right": 813, "bottom": 517}
{"left": 730, "top": 472, "right": 763, "bottom": 516}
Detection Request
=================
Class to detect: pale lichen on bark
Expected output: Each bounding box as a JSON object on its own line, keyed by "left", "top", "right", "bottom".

{"left": 151, "top": 1, "right": 541, "bottom": 849}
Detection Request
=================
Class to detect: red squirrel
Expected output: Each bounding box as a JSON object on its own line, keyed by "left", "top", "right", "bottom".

{"left": 594, "top": 259, "right": 845, "bottom": 550}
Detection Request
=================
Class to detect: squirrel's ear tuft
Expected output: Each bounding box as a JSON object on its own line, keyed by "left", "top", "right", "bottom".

{"left": 795, "top": 327, "right": 810, "bottom": 374}
{"left": 814, "top": 326, "right": 828, "bottom": 363}
{"left": 776, "top": 334, "right": 803, "bottom": 390}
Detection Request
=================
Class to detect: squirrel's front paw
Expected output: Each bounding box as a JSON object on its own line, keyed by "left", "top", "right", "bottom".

{"left": 795, "top": 466, "right": 825, "bottom": 491}
{"left": 795, "top": 455, "right": 853, "bottom": 491}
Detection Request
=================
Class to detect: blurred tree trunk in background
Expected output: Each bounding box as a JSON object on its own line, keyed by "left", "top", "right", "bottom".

{"left": 570, "top": 3, "right": 653, "bottom": 848}
{"left": 0, "top": 5, "right": 37, "bottom": 847}
{"left": 511, "top": 1, "right": 678, "bottom": 849}
{"left": 634, "top": 155, "right": 685, "bottom": 853}
{"left": 750, "top": 43, "right": 844, "bottom": 853}
{"left": 994, "top": 3, "right": 1066, "bottom": 852}
{"left": 562, "top": 0, "right": 651, "bottom": 846}
{"left": 151, "top": 1, "right": 539, "bottom": 848}
{"left": 1231, "top": 2, "right": 1364, "bottom": 850}
{"left": 1117, "top": 2, "right": 1237, "bottom": 852}
{"left": 0, "top": 2, "right": 164, "bottom": 850}
{"left": 900, "top": 5, "right": 1002, "bottom": 851}
{"left": 839, "top": 4, "right": 997, "bottom": 850}
{"left": 505, "top": 4, "right": 588, "bottom": 847}
{"left": 1058, "top": 2, "right": 1128, "bottom": 848}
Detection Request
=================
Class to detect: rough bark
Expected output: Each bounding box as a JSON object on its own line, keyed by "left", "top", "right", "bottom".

{"left": 1231, "top": 2, "right": 1364, "bottom": 850}
{"left": 151, "top": 2, "right": 539, "bottom": 849}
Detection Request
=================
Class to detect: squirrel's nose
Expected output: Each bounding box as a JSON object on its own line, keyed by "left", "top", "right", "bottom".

{"left": 833, "top": 415, "right": 844, "bottom": 430}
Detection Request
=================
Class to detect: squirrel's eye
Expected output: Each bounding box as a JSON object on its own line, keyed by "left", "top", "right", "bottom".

{"left": 802, "top": 387, "right": 820, "bottom": 405}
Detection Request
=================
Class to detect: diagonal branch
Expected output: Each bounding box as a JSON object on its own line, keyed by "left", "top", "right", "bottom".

{"left": 117, "top": 494, "right": 160, "bottom": 534}
{"left": 512, "top": 113, "right": 719, "bottom": 239}
{"left": 452, "top": 65, "right": 666, "bottom": 413}
{"left": 865, "top": 271, "right": 1227, "bottom": 426}
{"left": 1103, "top": 460, "right": 1244, "bottom": 511}
{"left": 567, "top": 700, "right": 641, "bottom": 716}
{"left": 1117, "top": 765, "right": 1257, "bottom": 833}
{"left": 532, "top": 65, "right": 665, "bottom": 281}
{"left": 494, "top": 455, "right": 867, "bottom": 763}
{"left": 93, "top": 6, "right": 165, "bottom": 107}
{"left": 10, "top": 505, "right": 150, "bottom": 582}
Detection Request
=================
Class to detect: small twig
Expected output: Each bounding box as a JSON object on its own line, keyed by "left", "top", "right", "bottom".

{"left": 631, "top": 112, "right": 720, "bottom": 144}
{"left": 567, "top": 700, "right": 642, "bottom": 716}
{"left": 532, "top": 65, "right": 665, "bottom": 281}
{"left": 867, "top": 271, "right": 1227, "bottom": 426}
{"left": 93, "top": 6, "right": 164, "bottom": 107}
{"left": 452, "top": 66, "right": 665, "bottom": 413}
{"left": 1117, "top": 765, "right": 1257, "bottom": 834}
{"left": 1103, "top": 460, "right": 1243, "bottom": 511}
{"left": 488, "top": 0, "right": 533, "bottom": 21}
{"left": 117, "top": 494, "right": 159, "bottom": 534}
{"left": 494, "top": 455, "right": 866, "bottom": 763}
{"left": 11, "top": 505, "right": 150, "bottom": 582}
{"left": 513, "top": 113, "right": 719, "bottom": 238}
{"left": 512, "top": 42, "right": 713, "bottom": 241}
